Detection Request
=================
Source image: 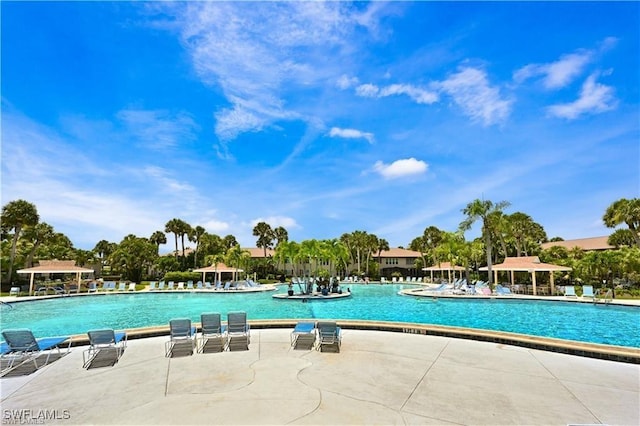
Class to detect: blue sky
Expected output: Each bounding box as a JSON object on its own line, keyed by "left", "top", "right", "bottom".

{"left": 2, "top": 1, "right": 639, "bottom": 252}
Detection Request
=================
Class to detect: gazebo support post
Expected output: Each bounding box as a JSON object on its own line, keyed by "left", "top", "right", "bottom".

{"left": 531, "top": 271, "right": 537, "bottom": 295}
{"left": 29, "top": 273, "right": 35, "bottom": 296}
{"left": 550, "top": 272, "right": 555, "bottom": 295}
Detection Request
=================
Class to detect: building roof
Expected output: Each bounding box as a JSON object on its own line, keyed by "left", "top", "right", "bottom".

{"left": 377, "top": 248, "right": 422, "bottom": 258}
{"left": 422, "top": 262, "right": 465, "bottom": 271}
{"left": 17, "top": 260, "right": 94, "bottom": 274}
{"left": 479, "top": 256, "right": 571, "bottom": 272}
{"left": 247, "top": 247, "right": 275, "bottom": 258}
{"left": 540, "top": 236, "right": 613, "bottom": 251}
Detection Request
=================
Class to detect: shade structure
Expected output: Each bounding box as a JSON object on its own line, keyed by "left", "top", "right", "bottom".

{"left": 193, "top": 263, "right": 244, "bottom": 284}
{"left": 479, "top": 256, "right": 571, "bottom": 295}
{"left": 17, "top": 260, "right": 94, "bottom": 296}
{"left": 421, "top": 262, "right": 465, "bottom": 282}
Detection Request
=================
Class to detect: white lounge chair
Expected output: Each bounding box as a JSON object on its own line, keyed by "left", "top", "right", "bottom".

{"left": 316, "top": 321, "right": 341, "bottom": 353}
{"left": 165, "top": 319, "right": 196, "bottom": 357}
{"left": 564, "top": 286, "right": 577, "bottom": 297}
{"left": 128, "top": 282, "right": 136, "bottom": 291}
{"left": 227, "top": 311, "right": 250, "bottom": 350}
{"left": 582, "top": 285, "right": 594, "bottom": 299}
{"left": 83, "top": 329, "right": 127, "bottom": 368}
{"left": 199, "top": 313, "right": 227, "bottom": 352}
{"left": 1, "top": 329, "right": 71, "bottom": 376}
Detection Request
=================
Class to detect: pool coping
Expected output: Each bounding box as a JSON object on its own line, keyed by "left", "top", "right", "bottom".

{"left": 60, "top": 319, "right": 640, "bottom": 364}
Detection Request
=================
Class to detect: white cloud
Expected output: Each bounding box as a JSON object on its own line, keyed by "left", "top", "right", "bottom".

{"left": 143, "top": 166, "right": 197, "bottom": 194}
{"left": 336, "top": 74, "right": 359, "bottom": 90}
{"left": 546, "top": 72, "right": 617, "bottom": 119}
{"left": 117, "top": 109, "right": 198, "bottom": 149}
{"left": 373, "top": 158, "right": 428, "bottom": 179}
{"left": 436, "top": 67, "right": 512, "bottom": 126}
{"left": 161, "top": 2, "right": 386, "bottom": 142}
{"left": 203, "top": 219, "right": 230, "bottom": 234}
{"left": 328, "top": 127, "right": 374, "bottom": 144}
{"left": 355, "top": 82, "right": 438, "bottom": 104}
{"left": 514, "top": 51, "right": 592, "bottom": 89}
{"left": 251, "top": 216, "right": 299, "bottom": 229}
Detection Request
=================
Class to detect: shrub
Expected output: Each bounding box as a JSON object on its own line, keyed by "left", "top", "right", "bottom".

{"left": 162, "top": 271, "right": 201, "bottom": 282}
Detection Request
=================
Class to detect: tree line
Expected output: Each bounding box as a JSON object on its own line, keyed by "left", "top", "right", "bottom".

{"left": 1, "top": 197, "right": 638, "bottom": 288}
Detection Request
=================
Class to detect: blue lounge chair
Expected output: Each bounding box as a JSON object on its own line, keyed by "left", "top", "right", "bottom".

{"left": 582, "top": 285, "right": 594, "bottom": 299}
{"left": 186, "top": 281, "right": 194, "bottom": 290}
{"left": 165, "top": 319, "right": 196, "bottom": 357}
{"left": 199, "top": 313, "right": 227, "bottom": 352}
{"left": 205, "top": 281, "right": 213, "bottom": 290}
{"left": 118, "top": 282, "right": 126, "bottom": 292}
{"left": 167, "top": 281, "right": 175, "bottom": 290}
{"left": 87, "top": 282, "right": 98, "bottom": 293}
{"left": 564, "top": 286, "right": 577, "bottom": 297}
{"left": 196, "top": 281, "right": 203, "bottom": 290}
{"left": 1, "top": 329, "right": 71, "bottom": 375}
{"left": 290, "top": 322, "right": 316, "bottom": 349}
{"left": 495, "top": 284, "right": 513, "bottom": 296}
{"left": 83, "top": 329, "right": 127, "bottom": 368}
{"left": 316, "top": 321, "right": 341, "bottom": 352}
{"left": 223, "top": 281, "right": 231, "bottom": 290}
{"left": 158, "top": 281, "right": 165, "bottom": 290}
{"left": 227, "top": 311, "right": 250, "bottom": 350}
{"left": 148, "top": 281, "right": 157, "bottom": 291}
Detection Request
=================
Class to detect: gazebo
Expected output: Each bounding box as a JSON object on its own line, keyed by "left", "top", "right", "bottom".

{"left": 17, "top": 260, "right": 94, "bottom": 295}
{"left": 479, "top": 256, "right": 572, "bottom": 295}
{"left": 193, "top": 263, "right": 244, "bottom": 284}
{"left": 422, "top": 262, "right": 465, "bottom": 283}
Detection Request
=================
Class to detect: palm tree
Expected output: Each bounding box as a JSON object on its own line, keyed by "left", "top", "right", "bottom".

{"left": 190, "top": 225, "right": 206, "bottom": 267}
{"left": 149, "top": 231, "right": 167, "bottom": 254}
{"left": 178, "top": 220, "right": 192, "bottom": 260}
{"left": 1, "top": 199, "right": 39, "bottom": 283}
{"left": 376, "top": 238, "right": 390, "bottom": 273}
{"left": 253, "top": 222, "right": 274, "bottom": 258}
{"left": 164, "top": 218, "right": 182, "bottom": 259}
{"left": 222, "top": 234, "right": 238, "bottom": 250}
{"left": 22, "top": 222, "right": 55, "bottom": 267}
{"left": 273, "top": 226, "right": 289, "bottom": 247}
{"left": 603, "top": 198, "right": 640, "bottom": 247}
{"left": 459, "top": 199, "right": 511, "bottom": 285}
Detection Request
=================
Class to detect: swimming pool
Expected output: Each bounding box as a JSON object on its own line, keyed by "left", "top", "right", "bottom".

{"left": 1, "top": 284, "right": 639, "bottom": 348}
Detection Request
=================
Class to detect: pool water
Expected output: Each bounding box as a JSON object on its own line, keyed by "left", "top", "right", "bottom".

{"left": 1, "top": 284, "right": 638, "bottom": 348}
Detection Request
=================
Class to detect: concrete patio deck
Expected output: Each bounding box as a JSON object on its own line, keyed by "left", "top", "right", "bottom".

{"left": 1, "top": 329, "right": 638, "bottom": 425}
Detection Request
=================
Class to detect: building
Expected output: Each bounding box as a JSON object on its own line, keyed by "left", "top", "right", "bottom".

{"left": 540, "top": 236, "right": 613, "bottom": 252}
{"left": 247, "top": 247, "right": 423, "bottom": 278}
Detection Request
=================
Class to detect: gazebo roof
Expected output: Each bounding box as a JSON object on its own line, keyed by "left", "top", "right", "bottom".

{"left": 17, "top": 260, "right": 94, "bottom": 274}
{"left": 422, "top": 262, "right": 465, "bottom": 271}
{"left": 193, "top": 263, "right": 243, "bottom": 273}
{"left": 479, "top": 256, "right": 571, "bottom": 272}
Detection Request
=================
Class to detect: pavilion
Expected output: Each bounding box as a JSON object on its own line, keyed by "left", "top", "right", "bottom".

{"left": 479, "top": 256, "right": 572, "bottom": 295}
{"left": 17, "top": 260, "right": 94, "bottom": 295}
{"left": 193, "top": 263, "right": 244, "bottom": 284}
{"left": 422, "top": 262, "right": 466, "bottom": 283}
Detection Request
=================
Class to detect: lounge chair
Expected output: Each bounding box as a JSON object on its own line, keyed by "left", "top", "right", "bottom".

{"left": 1, "top": 329, "right": 71, "bottom": 376}
{"left": 118, "top": 282, "right": 126, "bottom": 292}
{"left": 128, "top": 282, "right": 136, "bottom": 291}
{"left": 158, "top": 281, "right": 165, "bottom": 290}
{"left": 290, "top": 322, "right": 316, "bottom": 350}
{"left": 196, "top": 281, "right": 203, "bottom": 290}
{"left": 495, "top": 284, "right": 513, "bottom": 296}
{"left": 215, "top": 281, "right": 222, "bottom": 290}
{"left": 223, "top": 281, "right": 231, "bottom": 290}
{"left": 83, "top": 329, "right": 127, "bottom": 368}
{"left": 582, "top": 285, "right": 595, "bottom": 299}
{"left": 87, "top": 282, "right": 98, "bottom": 293}
{"left": 205, "top": 281, "right": 213, "bottom": 290}
{"left": 167, "top": 281, "right": 175, "bottom": 290}
{"left": 227, "top": 311, "right": 250, "bottom": 350}
{"left": 186, "top": 281, "right": 194, "bottom": 290}
{"left": 165, "top": 319, "right": 196, "bottom": 357}
{"left": 148, "top": 281, "right": 157, "bottom": 291}
{"left": 199, "top": 313, "right": 227, "bottom": 353}
{"left": 9, "top": 286, "right": 20, "bottom": 296}
{"left": 316, "top": 321, "right": 341, "bottom": 352}
{"left": 177, "top": 282, "right": 185, "bottom": 290}
{"left": 564, "top": 286, "right": 577, "bottom": 297}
